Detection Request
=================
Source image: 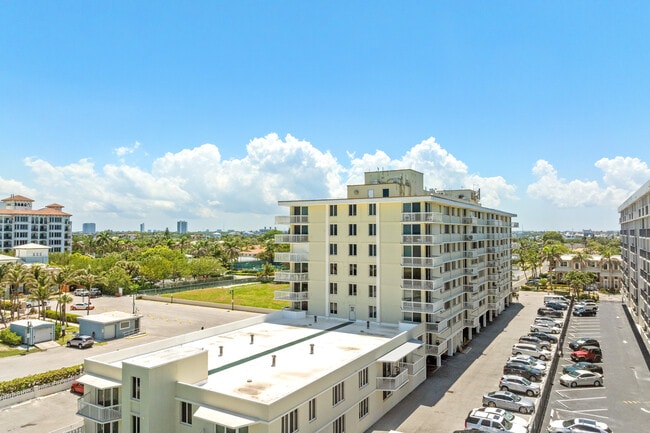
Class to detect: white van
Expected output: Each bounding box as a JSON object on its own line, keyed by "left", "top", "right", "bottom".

{"left": 544, "top": 295, "right": 568, "bottom": 305}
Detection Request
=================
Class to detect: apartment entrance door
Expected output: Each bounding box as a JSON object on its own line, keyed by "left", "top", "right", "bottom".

{"left": 349, "top": 305, "right": 356, "bottom": 321}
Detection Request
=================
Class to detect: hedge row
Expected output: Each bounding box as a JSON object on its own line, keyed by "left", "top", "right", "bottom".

{"left": 0, "top": 364, "right": 83, "bottom": 396}
{"left": 44, "top": 309, "right": 80, "bottom": 324}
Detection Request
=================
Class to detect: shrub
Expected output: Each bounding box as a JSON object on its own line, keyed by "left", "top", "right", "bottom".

{"left": 0, "top": 364, "right": 83, "bottom": 396}
{"left": 44, "top": 309, "right": 79, "bottom": 324}
{"left": 0, "top": 328, "right": 22, "bottom": 346}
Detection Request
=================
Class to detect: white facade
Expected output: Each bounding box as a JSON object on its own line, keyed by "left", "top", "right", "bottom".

{"left": 618, "top": 179, "right": 650, "bottom": 350}
{"left": 274, "top": 169, "right": 517, "bottom": 366}
{"left": 77, "top": 311, "right": 425, "bottom": 433}
{"left": 0, "top": 194, "right": 72, "bottom": 253}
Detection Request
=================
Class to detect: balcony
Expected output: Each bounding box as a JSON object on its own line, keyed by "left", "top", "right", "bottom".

{"left": 462, "top": 217, "right": 477, "bottom": 225}
{"left": 426, "top": 321, "right": 448, "bottom": 333}
{"left": 469, "top": 303, "right": 488, "bottom": 318}
{"left": 401, "top": 300, "right": 443, "bottom": 314}
{"left": 275, "top": 234, "right": 308, "bottom": 244}
{"left": 274, "top": 252, "right": 309, "bottom": 263}
{"left": 274, "top": 272, "right": 309, "bottom": 282}
{"left": 376, "top": 369, "right": 409, "bottom": 391}
{"left": 401, "top": 212, "right": 443, "bottom": 223}
{"left": 426, "top": 343, "right": 446, "bottom": 356}
{"left": 463, "top": 284, "right": 479, "bottom": 294}
{"left": 464, "top": 300, "right": 480, "bottom": 310}
{"left": 401, "top": 278, "right": 443, "bottom": 291}
{"left": 77, "top": 400, "right": 121, "bottom": 423}
{"left": 274, "top": 215, "right": 309, "bottom": 225}
{"left": 464, "top": 317, "right": 480, "bottom": 328}
{"left": 274, "top": 291, "right": 309, "bottom": 301}
{"left": 401, "top": 256, "right": 444, "bottom": 268}
{"left": 400, "top": 356, "right": 425, "bottom": 376}
{"left": 487, "top": 302, "right": 498, "bottom": 310}
{"left": 401, "top": 233, "right": 464, "bottom": 244}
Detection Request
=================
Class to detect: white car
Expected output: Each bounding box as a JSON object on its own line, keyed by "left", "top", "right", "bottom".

{"left": 465, "top": 408, "right": 528, "bottom": 433}
{"left": 547, "top": 417, "right": 612, "bottom": 433}
{"left": 534, "top": 316, "right": 563, "bottom": 327}
{"left": 530, "top": 322, "right": 561, "bottom": 334}
{"left": 508, "top": 355, "right": 547, "bottom": 372}
{"left": 499, "top": 375, "right": 541, "bottom": 397}
{"left": 559, "top": 370, "right": 604, "bottom": 388}
{"left": 512, "top": 343, "right": 552, "bottom": 361}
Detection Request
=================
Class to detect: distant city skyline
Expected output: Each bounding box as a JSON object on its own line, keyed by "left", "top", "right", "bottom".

{"left": 1, "top": 3, "right": 649, "bottom": 232}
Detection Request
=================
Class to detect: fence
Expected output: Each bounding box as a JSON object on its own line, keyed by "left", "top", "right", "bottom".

{"left": 138, "top": 276, "right": 258, "bottom": 296}
{"left": 0, "top": 375, "right": 81, "bottom": 409}
{"left": 49, "top": 421, "right": 84, "bottom": 433}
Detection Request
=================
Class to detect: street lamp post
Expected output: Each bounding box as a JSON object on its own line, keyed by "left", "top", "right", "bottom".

{"left": 230, "top": 289, "right": 234, "bottom": 311}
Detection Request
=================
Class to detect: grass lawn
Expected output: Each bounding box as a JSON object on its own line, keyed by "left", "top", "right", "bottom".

{"left": 0, "top": 345, "right": 25, "bottom": 358}
{"left": 165, "top": 282, "right": 292, "bottom": 310}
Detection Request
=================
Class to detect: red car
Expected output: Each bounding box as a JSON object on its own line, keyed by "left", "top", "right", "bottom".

{"left": 70, "top": 381, "right": 84, "bottom": 395}
{"left": 570, "top": 346, "right": 603, "bottom": 362}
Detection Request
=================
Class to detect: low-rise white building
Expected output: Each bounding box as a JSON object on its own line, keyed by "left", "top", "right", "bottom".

{"left": 77, "top": 311, "right": 425, "bottom": 433}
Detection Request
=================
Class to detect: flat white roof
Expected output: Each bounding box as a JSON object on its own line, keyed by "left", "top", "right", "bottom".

{"left": 77, "top": 311, "right": 142, "bottom": 324}
{"left": 104, "top": 313, "right": 417, "bottom": 404}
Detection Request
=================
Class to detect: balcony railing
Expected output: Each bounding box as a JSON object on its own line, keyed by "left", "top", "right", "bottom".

{"left": 275, "top": 234, "right": 308, "bottom": 244}
{"left": 401, "top": 279, "right": 443, "bottom": 291}
{"left": 400, "top": 356, "right": 425, "bottom": 376}
{"left": 426, "top": 321, "right": 448, "bottom": 333}
{"left": 274, "top": 252, "right": 309, "bottom": 263}
{"left": 274, "top": 215, "right": 309, "bottom": 225}
{"left": 401, "top": 256, "right": 444, "bottom": 268}
{"left": 274, "top": 291, "right": 309, "bottom": 301}
{"left": 77, "top": 400, "right": 121, "bottom": 423}
{"left": 401, "top": 212, "right": 443, "bottom": 223}
{"left": 376, "top": 369, "right": 409, "bottom": 391}
{"left": 426, "top": 343, "right": 445, "bottom": 356}
{"left": 401, "top": 300, "right": 443, "bottom": 314}
{"left": 464, "top": 317, "right": 480, "bottom": 328}
{"left": 274, "top": 272, "right": 309, "bottom": 282}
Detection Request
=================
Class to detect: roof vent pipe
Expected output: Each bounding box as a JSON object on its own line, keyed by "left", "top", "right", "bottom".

{"left": 314, "top": 315, "right": 317, "bottom": 323}
{"left": 272, "top": 355, "right": 276, "bottom": 367}
{"left": 367, "top": 320, "right": 370, "bottom": 329}
{"left": 250, "top": 334, "right": 254, "bottom": 344}
{"left": 219, "top": 346, "right": 223, "bottom": 356}
{"left": 310, "top": 344, "right": 314, "bottom": 354}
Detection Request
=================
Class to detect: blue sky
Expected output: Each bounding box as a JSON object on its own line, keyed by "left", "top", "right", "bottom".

{"left": 1, "top": 1, "right": 649, "bottom": 233}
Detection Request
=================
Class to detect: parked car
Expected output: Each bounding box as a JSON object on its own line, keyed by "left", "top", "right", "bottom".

{"left": 518, "top": 335, "right": 552, "bottom": 351}
{"left": 573, "top": 307, "right": 597, "bottom": 317}
{"left": 537, "top": 307, "right": 563, "bottom": 318}
{"left": 507, "top": 355, "right": 547, "bottom": 373}
{"left": 559, "top": 370, "right": 604, "bottom": 387}
{"left": 568, "top": 338, "right": 600, "bottom": 351}
{"left": 570, "top": 346, "right": 603, "bottom": 362}
{"left": 512, "top": 343, "right": 552, "bottom": 361}
{"left": 25, "top": 300, "right": 50, "bottom": 309}
{"left": 562, "top": 361, "right": 603, "bottom": 375}
{"left": 465, "top": 409, "right": 528, "bottom": 433}
{"left": 482, "top": 390, "right": 535, "bottom": 414}
{"left": 66, "top": 335, "right": 94, "bottom": 349}
{"left": 546, "top": 417, "right": 612, "bottom": 433}
{"left": 528, "top": 332, "right": 558, "bottom": 344}
{"left": 71, "top": 303, "right": 95, "bottom": 310}
{"left": 503, "top": 363, "right": 543, "bottom": 382}
{"left": 530, "top": 322, "right": 561, "bottom": 334}
{"left": 499, "top": 375, "right": 541, "bottom": 397}
{"left": 70, "top": 381, "right": 85, "bottom": 394}
{"left": 89, "top": 288, "right": 102, "bottom": 298}
{"left": 74, "top": 288, "right": 90, "bottom": 297}
{"left": 545, "top": 301, "right": 568, "bottom": 310}
{"left": 468, "top": 407, "right": 530, "bottom": 432}
{"left": 534, "top": 316, "right": 563, "bottom": 327}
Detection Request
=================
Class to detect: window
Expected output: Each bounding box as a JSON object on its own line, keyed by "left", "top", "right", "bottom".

{"left": 369, "top": 264, "right": 377, "bottom": 277}
{"left": 369, "top": 306, "right": 377, "bottom": 318}
{"left": 132, "top": 415, "right": 141, "bottom": 433}
{"left": 382, "top": 188, "right": 389, "bottom": 197}
{"left": 368, "top": 223, "right": 377, "bottom": 236}
{"left": 131, "top": 377, "right": 140, "bottom": 400}
{"left": 369, "top": 203, "right": 376, "bottom": 216}
{"left": 359, "top": 397, "right": 369, "bottom": 419}
{"left": 358, "top": 367, "right": 368, "bottom": 388}
{"left": 330, "top": 205, "right": 338, "bottom": 217}
{"left": 281, "top": 409, "right": 298, "bottom": 433}
{"left": 349, "top": 244, "right": 357, "bottom": 256}
{"left": 181, "top": 401, "right": 193, "bottom": 425}
{"left": 329, "top": 283, "right": 338, "bottom": 295}
{"left": 330, "top": 263, "right": 338, "bottom": 275}
{"left": 216, "top": 426, "right": 249, "bottom": 433}
{"left": 332, "top": 382, "right": 345, "bottom": 405}
{"left": 348, "top": 224, "right": 357, "bottom": 236}
{"left": 333, "top": 415, "right": 345, "bottom": 433}
{"left": 97, "top": 422, "right": 119, "bottom": 433}
{"left": 348, "top": 284, "right": 357, "bottom": 296}
{"left": 349, "top": 264, "right": 357, "bottom": 276}
{"left": 308, "top": 398, "right": 316, "bottom": 421}
{"left": 97, "top": 387, "right": 120, "bottom": 407}
{"left": 330, "top": 224, "right": 338, "bottom": 236}
{"left": 383, "top": 390, "right": 392, "bottom": 400}
{"left": 330, "top": 302, "right": 338, "bottom": 314}
{"left": 330, "top": 243, "right": 338, "bottom": 255}
{"left": 368, "top": 285, "right": 377, "bottom": 297}
{"left": 349, "top": 204, "right": 357, "bottom": 216}
{"left": 368, "top": 244, "right": 377, "bottom": 257}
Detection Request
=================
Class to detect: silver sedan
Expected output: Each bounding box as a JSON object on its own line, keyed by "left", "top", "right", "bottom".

{"left": 559, "top": 370, "right": 604, "bottom": 388}
{"left": 482, "top": 390, "right": 535, "bottom": 414}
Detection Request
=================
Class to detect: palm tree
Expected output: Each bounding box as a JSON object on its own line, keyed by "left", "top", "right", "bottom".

{"left": 75, "top": 268, "right": 106, "bottom": 315}
{"left": 55, "top": 292, "right": 74, "bottom": 328}
{"left": 0, "top": 263, "right": 10, "bottom": 327}
{"left": 2, "top": 263, "right": 36, "bottom": 320}
{"left": 28, "top": 266, "right": 56, "bottom": 320}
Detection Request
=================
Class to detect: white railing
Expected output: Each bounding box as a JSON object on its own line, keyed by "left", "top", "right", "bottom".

{"left": 274, "top": 272, "right": 309, "bottom": 282}
{"left": 376, "top": 369, "right": 409, "bottom": 391}
{"left": 274, "top": 291, "right": 309, "bottom": 301}
{"left": 274, "top": 252, "right": 309, "bottom": 263}
{"left": 401, "top": 212, "right": 443, "bottom": 222}
{"left": 274, "top": 215, "right": 309, "bottom": 225}
{"left": 274, "top": 234, "right": 309, "bottom": 243}
{"left": 77, "top": 400, "right": 121, "bottom": 423}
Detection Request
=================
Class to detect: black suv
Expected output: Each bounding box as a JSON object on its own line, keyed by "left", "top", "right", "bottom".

{"left": 528, "top": 331, "right": 558, "bottom": 344}
{"left": 569, "top": 338, "right": 600, "bottom": 351}
{"left": 503, "top": 363, "right": 542, "bottom": 382}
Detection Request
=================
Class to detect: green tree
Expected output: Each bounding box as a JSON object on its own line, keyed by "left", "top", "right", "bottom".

{"left": 27, "top": 267, "right": 56, "bottom": 320}
{"left": 2, "top": 263, "right": 36, "bottom": 320}
{"left": 54, "top": 292, "right": 74, "bottom": 327}
{"left": 541, "top": 231, "right": 565, "bottom": 244}
{"left": 257, "top": 262, "right": 276, "bottom": 282}
{"left": 542, "top": 243, "right": 568, "bottom": 291}
{"left": 75, "top": 268, "right": 106, "bottom": 315}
